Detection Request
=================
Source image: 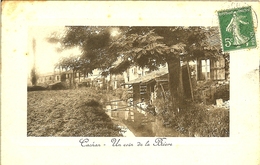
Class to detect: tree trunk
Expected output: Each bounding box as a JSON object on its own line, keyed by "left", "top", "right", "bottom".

{"left": 186, "top": 62, "right": 194, "bottom": 101}
{"left": 109, "top": 74, "right": 112, "bottom": 91}
{"left": 78, "top": 71, "right": 80, "bottom": 82}
{"left": 84, "top": 72, "right": 86, "bottom": 80}
{"left": 167, "top": 57, "right": 182, "bottom": 113}
{"left": 69, "top": 74, "right": 72, "bottom": 88}
{"left": 102, "top": 76, "right": 106, "bottom": 90}
{"left": 72, "top": 70, "right": 75, "bottom": 88}
{"left": 178, "top": 65, "right": 184, "bottom": 105}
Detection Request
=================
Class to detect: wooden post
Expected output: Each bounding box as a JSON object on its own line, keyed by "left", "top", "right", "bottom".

{"left": 187, "top": 62, "right": 194, "bottom": 101}
{"left": 160, "top": 83, "right": 166, "bottom": 101}
{"left": 78, "top": 71, "right": 80, "bottom": 82}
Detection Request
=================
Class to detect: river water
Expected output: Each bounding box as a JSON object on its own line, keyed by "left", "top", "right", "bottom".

{"left": 105, "top": 99, "right": 181, "bottom": 137}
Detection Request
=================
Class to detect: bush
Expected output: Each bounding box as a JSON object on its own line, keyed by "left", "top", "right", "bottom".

{"left": 85, "top": 99, "right": 101, "bottom": 107}
{"left": 78, "top": 82, "right": 90, "bottom": 88}
{"left": 214, "top": 84, "right": 230, "bottom": 101}
{"left": 27, "top": 85, "right": 47, "bottom": 91}
{"left": 154, "top": 98, "right": 229, "bottom": 137}
{"left": 194, "top": 81, "right": 229, "bottom": 105}
{"left": 48, "top": 82, "right": 68, "bottom": 90}
{"left": 169, "top": 103, "right": 229, "bottom": 137}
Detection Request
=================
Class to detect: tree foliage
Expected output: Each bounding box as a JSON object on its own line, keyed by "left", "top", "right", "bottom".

{"left": 49, "top": 26, "right": 223, "bottom": 112}
{"left": 49, "top": 26, "right": 221, "bottom": 73}
{"left": 56, "top": 55, "right": 85, "bottom": 72}
{"left": 109, "top": 26, "right": 223, "bottom": 112}
{"left": 48, "top": 26, "right": 124, "bottom": 77}
{"left": 61, "top": 27, "right": 118, "bottom": 71}
{"left": 110, "top": 27, "right": 221, "bottom": 72}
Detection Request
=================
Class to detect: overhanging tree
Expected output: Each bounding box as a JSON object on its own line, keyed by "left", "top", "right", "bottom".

{"left": 48, "top": 26, "right": 222, "bottom": 113}
{"left": 109, "top": 27, "right": 222, "bottom": 113}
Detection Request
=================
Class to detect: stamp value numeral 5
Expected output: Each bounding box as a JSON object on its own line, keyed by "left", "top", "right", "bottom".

{"left": 224, "top": 38, "right": 232, "bottom": 47}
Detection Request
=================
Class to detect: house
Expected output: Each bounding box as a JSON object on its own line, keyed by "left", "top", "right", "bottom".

{"left": 122, "top": 54, "right": 229, "bottom": 111}
{"left": 37, "top": 71, "right": 62, "bottom": 86}
{"left": 192, "top": 55, "right": 229, "bottom": 104}
{"left": 122, "top": 66, "right": 169, "bottom": 113}
{"left": 123, "top": 66, "right": 150, "bottom": 85}
{"left": 36, "top": 69, "right": 90, "bottom": 87}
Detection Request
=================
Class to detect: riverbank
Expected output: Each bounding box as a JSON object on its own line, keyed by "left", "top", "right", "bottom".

{"left": 104, "top": 95, "right": 183, "bottom": 137}
{"left": 27, "top": 88, "right": 122, "bottom": 137}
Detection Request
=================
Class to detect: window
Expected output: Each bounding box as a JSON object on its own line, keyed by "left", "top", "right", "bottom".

{"left": 57, "top": 76, "right": 59, "bottom": 81}
{"left": 198, "top": 59, "right": 210, "bottom": 80}
{"left": 134, "top": 67, "right": 137, "bottom": 74}
{"left": 210, "top": 57, "right": 225, "bottom": 80}
{"left": 197, "top": 57, "right": 225, "bottom": 81}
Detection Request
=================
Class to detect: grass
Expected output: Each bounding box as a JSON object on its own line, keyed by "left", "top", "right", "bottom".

{"left": 27, "top": 88, "right": 122, "bottom": 137}
{"left": 154, "top": 98, "right": 229, "bottom": 137}
{"left": 170, "top": 103, "right": 229, "bottom": 137}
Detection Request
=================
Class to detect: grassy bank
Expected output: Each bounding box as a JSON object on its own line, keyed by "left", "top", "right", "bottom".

{"left": 27, "top": 88, "right": 122, "bottom": 137}
{"left": 173, "top": 105, "right": 229, "bottom": 137}
{"left": 164, "top": 103, "right": 229, "bottom": 137}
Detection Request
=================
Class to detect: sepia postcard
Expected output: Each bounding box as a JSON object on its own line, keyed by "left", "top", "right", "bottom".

{"left": 1, "top": 1, "right": 260, "bottom": 165}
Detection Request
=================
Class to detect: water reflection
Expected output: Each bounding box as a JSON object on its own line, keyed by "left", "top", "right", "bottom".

{"left": 105, "top": 100, "right": 180, "bottom": 137}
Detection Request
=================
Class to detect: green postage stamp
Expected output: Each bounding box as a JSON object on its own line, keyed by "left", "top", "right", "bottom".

{"left": 218, "top": 6, "right": 257, "bottom": 52}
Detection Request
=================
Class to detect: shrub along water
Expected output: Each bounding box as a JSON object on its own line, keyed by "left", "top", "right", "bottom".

{"left": 154, "top": 98, "right": 229, "bottom": 137}
{"left": 169, "top": 103, "right": 229, "bottom": 137}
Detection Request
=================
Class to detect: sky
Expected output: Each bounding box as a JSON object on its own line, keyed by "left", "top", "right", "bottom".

{"left": 27, "top": 26, "right": 81, "bottom": 76}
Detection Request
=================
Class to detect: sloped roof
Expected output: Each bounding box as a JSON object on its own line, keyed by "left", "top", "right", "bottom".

{"left": 124, "top": 67, "right": 168, "bottom": 85}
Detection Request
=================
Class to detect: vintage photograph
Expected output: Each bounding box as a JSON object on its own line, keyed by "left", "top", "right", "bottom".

{"left": 3, "top": 1, "right": 260, "bottom": 165}
{"left": 27, "top": 26, "right": 230, "bottom": 137}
